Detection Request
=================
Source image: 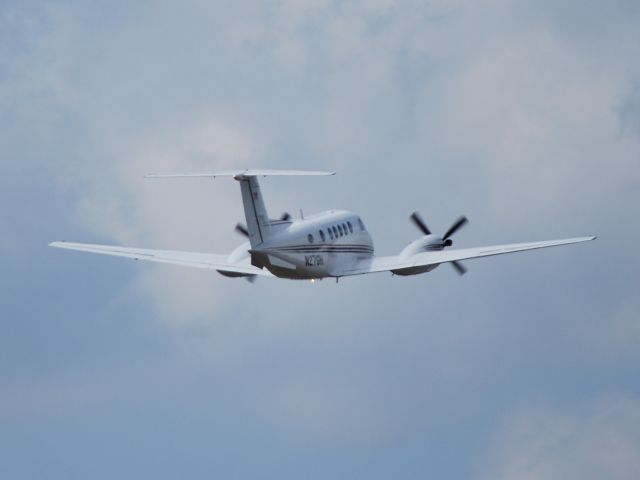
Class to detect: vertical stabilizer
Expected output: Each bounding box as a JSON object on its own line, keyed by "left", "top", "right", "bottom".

{"left": 238, "top": 176, "right": 270, "bottom": 247}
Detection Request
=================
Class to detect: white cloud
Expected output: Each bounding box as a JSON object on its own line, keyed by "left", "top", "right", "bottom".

{"left": 3, "top": 0, "right": 640, "bottom": 453}
{"left": 476, "top": 397, "right": 640, "bottom": 480}
{"left": 77, "top": 118, "right": 256, "bottom": 246}
{"left": 66, "top": 118, "right": 258, "bottom": 324}
{"left": 440, "top": 25, "right": 638, "bottom": 229}
{"left": 266, "top": 377, "right": 390, "bottom": 444}
{"left": 2, "top": 0, "right": 634, "bottom": 352}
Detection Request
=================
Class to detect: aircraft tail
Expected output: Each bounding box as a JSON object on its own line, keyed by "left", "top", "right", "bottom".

{"left": 238, "top": 175, "right": 270, "bottom": 247}
{"left": 146, "top": 169, "right": 335, "bottom": 248}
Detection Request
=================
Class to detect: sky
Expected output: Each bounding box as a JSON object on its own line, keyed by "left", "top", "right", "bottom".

{"left": 1, "top": 0, "right": 639, "bottom": 478}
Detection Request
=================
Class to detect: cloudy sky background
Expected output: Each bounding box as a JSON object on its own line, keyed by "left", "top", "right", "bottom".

{"left": 1, "top": 0, "right": 639, "bottom": 478}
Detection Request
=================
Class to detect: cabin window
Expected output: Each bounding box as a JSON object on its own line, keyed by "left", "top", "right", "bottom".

{"left": 347, "top": 221, "right": 353, "bottom": 234}
{"left": 319, "top": 230, "right": 325, "bottom": 242}
{"left": 342, "top": 223, "right": 348, "bottom": 235}
{"left": 338, "top": 224, "right": 343, "bottom": 236}
{"left": 328, "top": 228, "right": 334, "bottom": 240}
{"left": 358, "top": 218, "right": 365, "bottom": 231}
{"left": 307, "top": 234, "right": 314, "bottom": 243}
{"left": 332, "top": 226, "right": 338, "bottom": 238}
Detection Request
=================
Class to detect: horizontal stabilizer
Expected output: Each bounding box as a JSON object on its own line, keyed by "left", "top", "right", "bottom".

{"left": 145, "top": 169, "right": 335, "bottom": 179}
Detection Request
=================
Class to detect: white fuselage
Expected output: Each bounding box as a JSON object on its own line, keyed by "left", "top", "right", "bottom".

{"left": 249, "top": 210, "right": 374, "bottom": 279}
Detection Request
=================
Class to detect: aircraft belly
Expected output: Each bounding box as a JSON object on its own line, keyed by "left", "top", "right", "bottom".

{"left": 263, "top": 251, "right": 331, "bottom": 279}
{"left": 391, "top": 264, "right": 440, "bottom": 276}
{"left": 255, "top": 239, "right": 374, "bottom": 279}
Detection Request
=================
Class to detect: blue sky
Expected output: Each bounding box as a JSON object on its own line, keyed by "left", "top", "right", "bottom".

{"left": 1, "top": 1, "right": 639, "bottom": 479}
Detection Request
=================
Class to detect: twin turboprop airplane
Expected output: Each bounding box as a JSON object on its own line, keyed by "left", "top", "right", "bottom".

{"left": 50, "top": 169, "right": 595, "bottom": 282}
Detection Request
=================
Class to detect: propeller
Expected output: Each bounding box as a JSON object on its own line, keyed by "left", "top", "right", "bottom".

{"left": 235, "top": 223, "right": 249, "bottom": 238}
{"left": 410, "top": 212, "right": 469, "bottom": 275}
{"left": 410, "top": 212, "right": 431, "bottom": 235}
{"left": 450, "top": 260, "right": 467, "bottom": 276}
{"left": 443, "top": 216, "right": 468, "bottom": 241}
{"left": 236, "top": 212, "right": 291, "bottom": 239}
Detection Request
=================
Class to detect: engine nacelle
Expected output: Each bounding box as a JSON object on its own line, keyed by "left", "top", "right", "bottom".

{"left": 398, "top": 235, "right": 444, "bottom": 261}
{"left": 392, "top": 235, "right": 443, "bottom": 276}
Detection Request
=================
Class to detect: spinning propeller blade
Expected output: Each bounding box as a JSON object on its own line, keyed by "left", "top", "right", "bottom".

{"left": 410, "top": 211, "right": 431, "bottom": 235}
{"left": 237, "top": 212, "right": 290, "bottom": 238}
{"left": 451, "top": 260, "right": 467, "bottom": 276}
{"left": 443, "top": 216, "right": 468, "bottom": 240}
{"left": 235, "top": 223, "right": 249, "bottom": 238}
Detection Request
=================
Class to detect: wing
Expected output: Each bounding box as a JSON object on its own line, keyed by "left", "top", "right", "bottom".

{"left": 49, "top": 242, "right": 273, "bottom": 276}
{"left": 341, "top": 236, "right": 596, "bottom": 276}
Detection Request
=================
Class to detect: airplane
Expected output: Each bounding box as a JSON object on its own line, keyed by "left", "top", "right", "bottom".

{"left": 50, "top": 169, "right": 596, "bottom": 282}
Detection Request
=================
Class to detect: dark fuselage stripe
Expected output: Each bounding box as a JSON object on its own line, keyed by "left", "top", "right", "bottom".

{"left": 278, "top": 247, "right": 373, "bottom": 251}
{"left": 273, "top": 247, "right": 373, "bottom": 254}
{"left": 277, "top": 244, "right": 372, "bottom": 250}
{"left": 277, "top": 252, "right": 373, "bottom": 255}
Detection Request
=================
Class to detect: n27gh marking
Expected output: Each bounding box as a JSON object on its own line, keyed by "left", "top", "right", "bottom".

{"left": 305, "top": 254, "right": 324, "bottom": 267}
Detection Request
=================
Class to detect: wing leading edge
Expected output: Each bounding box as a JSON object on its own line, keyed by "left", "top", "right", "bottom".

{"left": 341, "top": 236, "right": 596, "bottom": 276}
{"left": 49, "top": 242, "right": 272, "bottom": 276}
